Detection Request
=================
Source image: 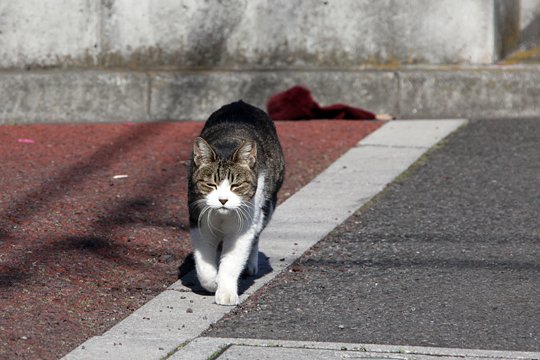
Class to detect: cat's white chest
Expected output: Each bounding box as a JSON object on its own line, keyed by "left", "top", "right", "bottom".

{"left": 206, "top": 211, "right": 249, "bottom": 235}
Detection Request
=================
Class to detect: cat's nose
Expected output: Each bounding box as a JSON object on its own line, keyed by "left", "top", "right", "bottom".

{"left": 219, "top": 198, "right": 228, "bottom": 205}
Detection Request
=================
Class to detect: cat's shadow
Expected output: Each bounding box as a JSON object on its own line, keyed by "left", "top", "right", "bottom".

{"left": 177, "top": 251, "right": 273, "bottom": 296}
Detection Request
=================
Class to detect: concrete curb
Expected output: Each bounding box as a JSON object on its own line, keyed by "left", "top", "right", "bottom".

{"left": 62, "top": 119, "right": 466, "bottom": 360}
{"left": 2, "top": 66, "right": 540, "bottom": 124}
{"left": 170, "top": 337, "right": 540, "bottom": 360}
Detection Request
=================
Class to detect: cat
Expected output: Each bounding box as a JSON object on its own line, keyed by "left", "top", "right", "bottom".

{"left": 188, "top": 101, "right": 285, "bottom": 305}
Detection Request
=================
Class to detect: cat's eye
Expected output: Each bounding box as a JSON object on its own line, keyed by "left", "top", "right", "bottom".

{"left": 204, "top": 182, "right": 218, "bottom": 190}
{"left": 230, "top": 183, "right": 246, "bottom": 191}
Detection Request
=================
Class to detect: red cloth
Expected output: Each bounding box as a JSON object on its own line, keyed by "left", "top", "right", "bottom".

{"left": 267, "top": 86, "right": 376, "bottom": 120}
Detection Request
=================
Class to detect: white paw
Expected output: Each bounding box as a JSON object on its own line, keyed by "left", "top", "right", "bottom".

{"left": 215, "top": 287, "right": 239, "bottom": 306}
{"left": 198, "top": 276, "right": 218, "bottom": 293}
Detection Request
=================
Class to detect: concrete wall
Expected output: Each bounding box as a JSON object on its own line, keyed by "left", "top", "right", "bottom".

{"left": 2, "top": 66, "right": 540, "bottom": 124}
{"left": 0, "top": 0, "right": 534, "bottom": 124}
{"left": 0, "top": 0, "right": 520, "bottom": 69}
{"left": 520, "top": 0, "right": 540, "bottom": 49}
{"left": 521, "top": 0, "right": 540, "bottom": 29}
{"left": 0, "top": 1, "right": 100, "bottom": 69}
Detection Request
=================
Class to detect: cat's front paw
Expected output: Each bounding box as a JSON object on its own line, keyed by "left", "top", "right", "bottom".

{"left": 198, "top": 277, "right": 218, "bottom": 293}
{"left": 215, "top": 287, "right": 239, "bottom": 306}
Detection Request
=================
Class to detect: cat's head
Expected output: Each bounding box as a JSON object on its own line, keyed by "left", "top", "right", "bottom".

{"left": 191, "top": 137, "right": 257, "bottom": 212}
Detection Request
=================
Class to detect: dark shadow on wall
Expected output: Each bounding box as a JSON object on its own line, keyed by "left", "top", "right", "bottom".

{"left": 521, "top": 14, "right": 540, "bottom": 50}
{"left": 150, "top": 1, "right": 305, "bottom": 121}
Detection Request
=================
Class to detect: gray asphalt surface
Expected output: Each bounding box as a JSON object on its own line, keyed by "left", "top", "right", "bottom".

{"left": 205, "top": 118, "right": 540, "bottom": 351}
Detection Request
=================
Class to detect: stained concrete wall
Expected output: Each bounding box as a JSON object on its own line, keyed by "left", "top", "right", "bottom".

{"left": 520, "top": 0, "right": 540, "bottom": 49}
{"left": 521, "top": 0, "right": 540, "bottom": 29}
{"left": 0, "top": 0, "right": 520, "bottom": 69}
{"left": 0, "top": 1, "right": 101, "bottom": 69}
{"left": 3, "top": 67, "right": 540, "bottom": 124}
{"left": 0, "top": 0, "right": 535, "bottom": 123}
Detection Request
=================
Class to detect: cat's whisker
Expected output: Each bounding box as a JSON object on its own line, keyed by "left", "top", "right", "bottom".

{"left": 236, "top": 205, "right": 250, "bottom": 231}
{"left": 201, "top": 207, "right": 214, "bottom": 235}
{"left": 196, "top": 205, "right": 208, "bottom": 229}
{"left": 198, "top": 205, "right": 218, "bottom": 239}
{"left": 206, "top": 208, "right": 220, "bottom": 238}
{"left": 239, "top": 203, "right": 254, "bottom": 219}
{"left": 240, "top": 204, "right": 252, "bottom": 226}
{"left": 233, "top": 209, "right": 244, "bottom": 232}
{"left": 241, "top": 201, "right": 255, "bottom": 210}
{"left": 191, "top": 198, "right": 207, "bottom": 210}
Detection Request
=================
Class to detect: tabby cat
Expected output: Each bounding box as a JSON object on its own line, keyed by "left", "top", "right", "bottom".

{"left": 188, "top": 101, "right": 285, "bottom": 305}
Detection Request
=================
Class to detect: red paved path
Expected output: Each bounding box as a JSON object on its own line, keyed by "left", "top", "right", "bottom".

{"left": 0, "top": 120, "right": 382, "bottom": 359}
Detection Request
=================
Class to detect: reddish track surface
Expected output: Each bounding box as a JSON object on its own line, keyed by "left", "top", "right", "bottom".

{"left": 0, "top": 120, "right": 381, "bottom": 359}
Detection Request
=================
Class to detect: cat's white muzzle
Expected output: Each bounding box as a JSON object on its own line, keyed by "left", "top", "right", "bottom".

{"left": 206, "top": 179, "right": 242, "bottom": 210}
{"left": 216, "top": 207, "right": 233, "bottom": 215}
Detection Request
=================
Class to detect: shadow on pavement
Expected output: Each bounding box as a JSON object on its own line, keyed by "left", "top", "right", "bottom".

{"left": 178, "top": 251, "right": 273, "bottom": 296}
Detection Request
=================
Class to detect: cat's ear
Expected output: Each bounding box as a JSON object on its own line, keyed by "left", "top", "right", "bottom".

{"left": 232, "top": 140, "right": 257, "bottom": 168}
{"left": 193, "top": 137, "right": 216, "bottom": 167}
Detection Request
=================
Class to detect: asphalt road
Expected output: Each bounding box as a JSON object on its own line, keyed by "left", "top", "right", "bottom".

{"left": 205, "top": 118, "right": 540, "bottom": 351}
